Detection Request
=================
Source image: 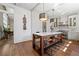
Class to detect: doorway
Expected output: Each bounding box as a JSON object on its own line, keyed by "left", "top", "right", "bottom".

{"left": 3, "top": 13, "right": 14, "bottom": 43}
{"left": 0, "top": 12, "right": 14, "bottom": 45}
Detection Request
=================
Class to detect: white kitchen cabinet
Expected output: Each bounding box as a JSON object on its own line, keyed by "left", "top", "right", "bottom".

{"left": 68, "top": 31, "right": 77, "bottom": 40}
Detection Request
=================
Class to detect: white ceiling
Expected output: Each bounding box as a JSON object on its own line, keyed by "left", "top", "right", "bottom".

{"left": 41, "top": 3, "right": 79, "bottom": 16}
{"left": 12, "top": 3, "right": 79, "bottom": 17}
{"left": 15, "top": 3, "right": 38, "bottom": 10}
{"left": 46, "top": 3, "right": 79, "bottom": 17}
{"left": 54, "top": 3, "right": 79, "bottom": 16}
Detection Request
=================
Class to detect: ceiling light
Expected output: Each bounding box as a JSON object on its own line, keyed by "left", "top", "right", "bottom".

{"left": 39, "top": 13, "right": 47, "bottom": 21}
{"left": 39, "top": 1, "right": 47, "bottom": 21}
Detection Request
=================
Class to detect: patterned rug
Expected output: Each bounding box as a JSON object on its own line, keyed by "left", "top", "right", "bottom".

{"left": 44, "top": 40, "right": 76, "bottom": 56}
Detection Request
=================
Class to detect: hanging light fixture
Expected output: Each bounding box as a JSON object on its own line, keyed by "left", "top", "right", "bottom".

{"left": 50, "top": 9, "right": 55, "bottom": 22}
{"left": 39, "top": 13, "right": 47, "bottom": 21}
{"left": 39, "top": 1, "right": 47, "bottom": 21}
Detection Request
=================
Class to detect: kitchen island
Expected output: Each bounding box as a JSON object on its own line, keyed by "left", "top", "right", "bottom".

{"left": 32, "top": 32, "right": 63, "bottom": 56}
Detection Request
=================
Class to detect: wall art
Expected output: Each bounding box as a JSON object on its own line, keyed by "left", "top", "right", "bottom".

{"left": 23, "top": 15, "right": 27, "bottom": 30}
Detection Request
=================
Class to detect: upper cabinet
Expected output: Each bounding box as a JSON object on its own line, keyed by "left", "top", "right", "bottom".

{"left": 68, "top": 15, "right": 77, "bottom": 27}
{"left": 57, "top": 15, "right": 77, "bottom": 28}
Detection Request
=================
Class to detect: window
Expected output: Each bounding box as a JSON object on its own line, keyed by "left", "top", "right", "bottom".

{"left": 3, "top": 13, "right": 8, "bottom": 28}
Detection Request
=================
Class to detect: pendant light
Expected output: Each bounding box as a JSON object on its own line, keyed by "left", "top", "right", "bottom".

{"left": 50, "top": 9, "right": 55, "bottom": 22}
{"left": 39, "top": 1, "right": 47, "bottom": 21}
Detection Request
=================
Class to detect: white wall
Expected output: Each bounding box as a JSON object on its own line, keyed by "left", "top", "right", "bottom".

{"left": 14, "top": 6, "right": 32, "bottom": 43}
{"left": 32, "top": 10, "right": 42, "bottom": 33}
{"left": 31, "top": 4, "right": 54, "bottom": 33}
{"left": 31, "top": 4, "right": 42, "bottom": 33}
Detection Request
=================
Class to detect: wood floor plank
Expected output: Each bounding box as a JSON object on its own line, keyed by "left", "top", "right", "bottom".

{"left": 0, "top": 39, "right": 79, "bottom": 56}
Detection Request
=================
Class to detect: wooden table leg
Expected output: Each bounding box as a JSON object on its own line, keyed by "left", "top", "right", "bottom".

{"left": 33, "top": 34, "right": 35, "bottom": 49}
{"left": 40, "top": 36, "right": 44, "bottom": 56}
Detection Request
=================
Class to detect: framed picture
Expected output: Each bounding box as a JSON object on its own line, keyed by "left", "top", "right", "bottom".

{"left": 23, "top": 15, "right": 27, "bottom": 30}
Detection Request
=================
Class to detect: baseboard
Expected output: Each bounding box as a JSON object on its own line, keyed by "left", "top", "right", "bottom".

{"left": 14, "top": 38, "right": 32, "bottom": 43}
{"left": 68, "top": 39, "right": 79, "bottom": 41}
{"left": 14, "top": 40, "right": 32, "bottom": 44}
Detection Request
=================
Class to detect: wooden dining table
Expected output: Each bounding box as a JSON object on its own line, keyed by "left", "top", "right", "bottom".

{"left": 32, "top": 32, "right": 63, "bottom": 56}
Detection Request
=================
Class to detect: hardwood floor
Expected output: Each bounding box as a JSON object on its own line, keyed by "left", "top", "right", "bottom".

{"left": 45, "top": 40, "right": 79, "bottom": 56}
{"left": 0, "top": 39, "right": 79, "bottom": 56}
{"left": 0, "top": 39, "right": 39, "bottom": 56}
